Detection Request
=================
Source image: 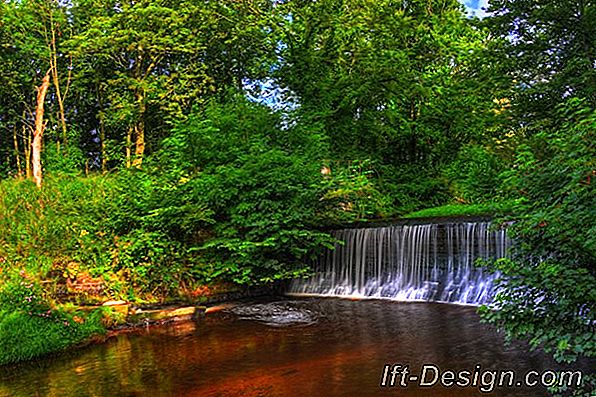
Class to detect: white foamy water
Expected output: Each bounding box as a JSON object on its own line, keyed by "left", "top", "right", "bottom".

{"left": 289, "top": 221, "right": 510, "bottom": 305}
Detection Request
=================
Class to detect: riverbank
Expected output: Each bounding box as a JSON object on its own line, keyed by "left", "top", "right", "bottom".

{"left": 0, "top": 281, "right": 287, "bottom": 367}
{"left": 403, "top": 202, "right": 514, "bottom": 219}
{"left": 0, "top": 176, "right": 506, "bottom": 367}
{"left": 0, "top": 200, "right": 509, "bottom": 367}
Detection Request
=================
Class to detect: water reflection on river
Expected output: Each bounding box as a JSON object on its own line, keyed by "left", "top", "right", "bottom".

{"left": 0, "top": 298, "right": 562, "bottom": 396}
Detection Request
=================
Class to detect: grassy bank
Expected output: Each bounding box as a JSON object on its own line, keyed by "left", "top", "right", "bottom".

{"left": 0, "top": 175, "right": 204, "bottom": 365}
{"left": 0, "top": 270, "right": 108, "bottom": 366}
{"left": 0, "top": 309, "right": 106, "bottom": 366}
{"left": 403, "top": 202, "right": 514, "bottom": 219}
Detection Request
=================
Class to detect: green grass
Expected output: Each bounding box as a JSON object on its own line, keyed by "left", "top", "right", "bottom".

{"left": 0, "top": 309, "right": 106, "bottom": 366}
{"left": 403, "top": 201, "right": 514, "bottom": 219}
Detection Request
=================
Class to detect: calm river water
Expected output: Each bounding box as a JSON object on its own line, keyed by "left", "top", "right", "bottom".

{"left": 0, "top": 298, "right": 567, "bottom": 396}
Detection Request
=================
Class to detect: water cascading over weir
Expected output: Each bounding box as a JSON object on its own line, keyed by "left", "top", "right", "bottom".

{"left": 289, "top": 220, "right": 510, "bottom": 305}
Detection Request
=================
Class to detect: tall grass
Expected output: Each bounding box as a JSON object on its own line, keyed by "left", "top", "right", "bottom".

{"left": 0, "top": 175, "right": 116, "bottom": 267}
{"left": 0, "top": 309, "right": 105, "bottom": 366}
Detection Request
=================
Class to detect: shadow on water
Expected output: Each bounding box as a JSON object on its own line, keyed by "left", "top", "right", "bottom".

{"left": 0, "top": 297, "right": 574, "bottom": 397}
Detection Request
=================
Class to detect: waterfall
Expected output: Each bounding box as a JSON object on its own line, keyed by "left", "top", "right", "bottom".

{"left": 289, "top": 221, "right": 510, "bottom": 305}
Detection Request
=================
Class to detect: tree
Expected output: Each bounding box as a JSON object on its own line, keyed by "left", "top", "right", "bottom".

{"left": 479, "top": 4, "right": 596, "bottom": 393}
{"left": 485, "top": 0, "right": 596, "bottom": 124}
{"left": 0, "top": 0, "right": 73, "bottom": 186}
{"left": 155, "top": 96, "right": 334, "bottom": 283}
{"left": 274, "top": 0, "right": 509, "bottom": 210}
{"left": 69, "top": 0, "right": 276, "bottom": 168}
{"left": 481, "top": 101, "right": 595, "bottom": 396}
{"left": 32, "top": 72, "right": 51, "bottom": 187}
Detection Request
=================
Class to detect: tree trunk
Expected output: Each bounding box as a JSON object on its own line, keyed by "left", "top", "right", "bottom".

{"left": 13, "top": 124, "right": 22, "bottom": 177}
{"left": 49, "top": 17, "right": 69, "bottom": 150}
{"left": 132, "top": 91, "right": 145, "bottom": 168}
{"left": 97, "top": 84, "right": 107, "bottom": 173}
{"left": 52, "top": 63, "right": 68, "bottom": 149}
{"left": 32, "top": 72, "right": 51, "bottom": 188}
{"left": 125, "top": 126, "right": 133, "bottom": 168}
{"left": 132, "top": 122, "right": 145, "bottom": 168}
{"left": 25, "top": 124, "right": 32, "bottom": 178}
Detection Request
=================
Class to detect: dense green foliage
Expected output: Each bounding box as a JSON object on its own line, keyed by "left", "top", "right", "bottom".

{"left": 486, "top": 0, "right": 595, "bottom": 121}
{"left": 0, "top": 174, "right": 197, "bottom": 300}
{"left": 275, "top": 0, "right": 509, "bottom": 210}
{"left": 475, "top": 2, "right": 595, "bottom": 396}
{"left": 0, "top": 97, "right": 338, "bottom": 298}
{"left": 162, "top": 99, "right": 335, "bottom": 283}
{"left": 480, "top": 100, "right": 596, "bottom": 396}
{"left": 0, "top": 0, "right": 593, "bottom": 388}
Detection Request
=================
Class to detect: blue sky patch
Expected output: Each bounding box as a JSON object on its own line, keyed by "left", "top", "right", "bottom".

{"left": 460, "top": 0, "right": 490, "bottom": 18}
{"left": 464, "top": 0, "right": 481, "bottom": 9}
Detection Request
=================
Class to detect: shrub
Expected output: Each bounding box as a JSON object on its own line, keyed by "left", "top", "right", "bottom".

{"left": 444, "top": 144, "right": 505, "bottom": 203}
{"left": 165, "top": 97, "right": 335, "bottom": 284}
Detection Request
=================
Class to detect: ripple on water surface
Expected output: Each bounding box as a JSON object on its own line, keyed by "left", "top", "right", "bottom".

{"left": 226, "top": 301, "right": 319, "bottom": 327}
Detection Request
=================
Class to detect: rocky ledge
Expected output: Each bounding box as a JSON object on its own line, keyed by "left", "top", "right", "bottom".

{"left": 100, "top": 300, "right": 207, "bottom": 329}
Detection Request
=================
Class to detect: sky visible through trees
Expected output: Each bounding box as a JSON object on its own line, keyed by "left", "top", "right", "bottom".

{"left": 461, "top": 0, "right": 490, "bottom": 17}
